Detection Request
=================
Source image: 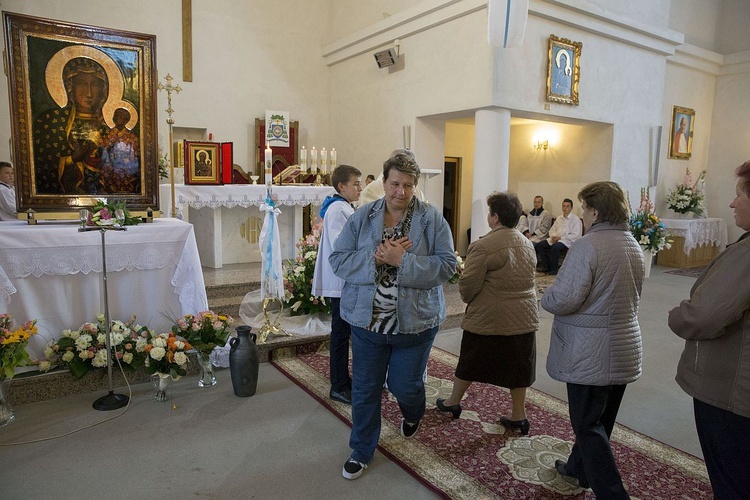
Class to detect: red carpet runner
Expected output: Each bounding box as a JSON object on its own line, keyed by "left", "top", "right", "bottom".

{"left": 272, "top": 343, "right": 711, "bottom": 499}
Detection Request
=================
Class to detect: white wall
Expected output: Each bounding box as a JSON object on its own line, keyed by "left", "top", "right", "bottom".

{"left": 0, "top": 0, "right": 331, "bottom": 175}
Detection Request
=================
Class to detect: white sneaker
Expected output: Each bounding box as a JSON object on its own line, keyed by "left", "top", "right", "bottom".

{"left": 342, "top": 458, "right": 367, "bottom": 480}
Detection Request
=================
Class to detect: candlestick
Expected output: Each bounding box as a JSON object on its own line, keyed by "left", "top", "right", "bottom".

{"left": 300, "top": 146, "right": 307, "bottom": 173}
{"left": 330, "top": 148, "right": 337, "bottom": 170}
{"left": 265, "top": 143, "right": 273, "bottom": 185}
{"left": 310, "top": 147, "right": 318, "bottom": 175}
{"left": 320, "top": 148, "right": 327, "bottom": 175}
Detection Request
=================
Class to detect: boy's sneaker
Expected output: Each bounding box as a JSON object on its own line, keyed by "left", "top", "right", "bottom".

{"left": 400, "top": 419, "right": 421, "bottom": 438}
{"left": 342, "top": 458, "right": 367, "bottom": 480}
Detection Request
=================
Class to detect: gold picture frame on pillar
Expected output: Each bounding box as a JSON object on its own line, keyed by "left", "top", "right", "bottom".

{"left": 668, "top": 106, "right": 695, "bottom": 160}
{"left": 546, "top": 34, "right": 582, "bottom": 106}
{"left": 3, "top": 12, "right": 158, "bottom": 214}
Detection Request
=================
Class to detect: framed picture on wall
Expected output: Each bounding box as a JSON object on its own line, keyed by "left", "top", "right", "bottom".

{"left": 4, "top": 12, "right": 158, "bottom": 213}
{"left": 668, "top": 106, "right": 695, "bottom": 160}
{"left": 184, "top": 141, "right": 221, "bottom": 185}
{"left": 546, "top": 34, "right": 582, "bottom": 106}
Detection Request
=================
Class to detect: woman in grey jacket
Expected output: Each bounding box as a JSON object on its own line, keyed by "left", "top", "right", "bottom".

{"left": 330, "top": 152, "right": 456, "bottom": 480}
{"left": 668, "top": 161, "right": 750, "bottom": 499}
{"left": 542, "top": 181, "right": 644, "bottom": 499}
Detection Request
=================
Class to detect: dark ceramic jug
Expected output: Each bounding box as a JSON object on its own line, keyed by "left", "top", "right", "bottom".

{"left": 229, "top": 325, "right": 259, "bottom": 397}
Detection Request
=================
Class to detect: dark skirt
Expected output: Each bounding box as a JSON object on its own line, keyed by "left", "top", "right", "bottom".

{"left": 455, "top": 330, "right": 536, "bottom": 389}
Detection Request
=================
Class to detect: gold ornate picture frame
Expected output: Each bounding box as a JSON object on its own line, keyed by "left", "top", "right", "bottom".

{"left": 184, "top": 141, "right": 221, "bottom": 185}
{"left": 3, "top": 12, "right": 158, "bottom": 213}
{"left": 546, "top": 34, "right": 582, "bottom": 106}
{"left": 668, "top": 106, "right": 695, "bottom": 160}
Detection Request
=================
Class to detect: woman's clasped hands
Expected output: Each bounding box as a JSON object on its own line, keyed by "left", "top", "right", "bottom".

{"left": 374, "top": 236, "right": 412, "bottom": 267}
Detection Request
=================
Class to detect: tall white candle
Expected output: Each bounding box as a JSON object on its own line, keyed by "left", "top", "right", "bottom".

{"left": 310, "top": 147, "right": 318, "bottom": 174}
{"left": 320, "top": 148, "right": 327, "bottom": 174}
{"left": 300, "top": 146, "right": 307, "bottom": 173}
{"left": 330, "top": 148, "right": 337, "bottom": 169}
{"left": 264, "top": 143, "right": 273, "bottom": 185}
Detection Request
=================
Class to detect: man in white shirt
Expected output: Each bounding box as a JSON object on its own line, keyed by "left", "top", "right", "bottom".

{"left": 0, "top": 162, "right": 17, "bottom": 221}
{"left": 534, "top": 198, "right": 582, "bottom": 275}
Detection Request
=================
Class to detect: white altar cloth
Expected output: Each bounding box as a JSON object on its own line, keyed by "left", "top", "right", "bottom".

{"left": 661, "top": 218, "right": 728, "bottom": 255}
{"left": 0, "top": 218, "right": 208, "bottom": 361}
{"left": 159, "top": 184, "right": 336, "bottom": 267}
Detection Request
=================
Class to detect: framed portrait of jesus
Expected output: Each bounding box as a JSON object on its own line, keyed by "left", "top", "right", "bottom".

{"left": 3, "top": 12, "right": 158, "bottom": 214}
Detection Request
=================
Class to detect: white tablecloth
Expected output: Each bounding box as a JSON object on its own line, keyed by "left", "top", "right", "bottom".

{"left": 160, "top": 184, "right": 335, "bottom": 218}
{"left": 661, "top": 218, "right": 728, "bottom": 255}
{"left": 0, "top": 218, "right": 208, "bottom": 361}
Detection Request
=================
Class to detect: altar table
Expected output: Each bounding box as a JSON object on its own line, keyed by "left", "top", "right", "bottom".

{"left": 159, "top": 184, "right": 335, "bottom": 267}
{"left": 657, "top": 217, "right": 728, "bottom": 268}
{"left": 0, "top": 218, "right": 208, "bottom": 361}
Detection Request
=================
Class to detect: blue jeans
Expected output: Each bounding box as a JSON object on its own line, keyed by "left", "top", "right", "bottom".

{"left": 348, "top": 325, "right": 438, "bottom": 464}
{"left": 535, "top": 240, "right": 568, "bottom": 273}
{"left": 328, "top": 298, "right": 352, "bottom": 393}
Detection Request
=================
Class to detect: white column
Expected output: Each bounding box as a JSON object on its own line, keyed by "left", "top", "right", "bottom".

{"left": 471, "top": 108, "right": 510, "bottom": 242}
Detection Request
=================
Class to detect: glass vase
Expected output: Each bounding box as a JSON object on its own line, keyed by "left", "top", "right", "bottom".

{"left": 151, "top": 373, "right": 171, "bottom": 402}
{"left": 0, "top": 380, "right": 14, "bottom": 427}
{"left": 197, "top": 350, "right": 217, "bottom": 387}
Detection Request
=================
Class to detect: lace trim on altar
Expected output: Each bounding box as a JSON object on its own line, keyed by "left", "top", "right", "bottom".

{"left": 667, "top": 220, "right": 728, "bottom": 254}
{"left": 0, "top": 241, "right": 184, "bottom": 279}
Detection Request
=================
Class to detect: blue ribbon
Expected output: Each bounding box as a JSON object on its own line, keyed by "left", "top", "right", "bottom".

{"left": 263, "top": 194, "right": 278, "bottom": 284}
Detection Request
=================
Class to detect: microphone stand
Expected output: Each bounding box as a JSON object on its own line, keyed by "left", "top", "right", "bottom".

{"left": 79, "top": 217, "right": 129, "bottom": 411}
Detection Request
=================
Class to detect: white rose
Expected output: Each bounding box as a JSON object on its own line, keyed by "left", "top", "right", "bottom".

{"left": 62, "top": 329, "right": 73, "bottom": 338}
{"left": 38, "top": 360, "right": 52, "bottom": 372}
{"left": 43, "top": 345, "right": 55, "bottom": 359}
{"left": 92, "top": 350, "right": 108, "bottom": 368}
{"left": 111, "top": 321, "right": 124, "bottom": 333}
{"left": 174, "top": 352, "right": 188, "bottom": 366}
{"left": 69, "top": 330, "right": 80, "bottom": 340}
{"left": 149, "top": 346, "right": 166, "bottom": 361}
{"left": 62, "top": 351, "right": 75, "bottom": 363}
{"left": 153, "top": 337, "right": 167, "bottom": 348}
{"left": 135, "top": 338, "right": 147, "bottom": 352}
{"left": 79, "top": 350, "right": 90, "bottom": 360}
{"left": 174, "top": 340, "right": 185, "bottom": 350}
{"left": 122, "top": 352, "right": 134, "bottom": 364}
{"left": 96, "top": 314, "right": 105, "bottom": 324}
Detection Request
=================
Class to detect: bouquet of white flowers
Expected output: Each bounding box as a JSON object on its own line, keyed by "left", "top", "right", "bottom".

{"left": 666, "top": 168, "right": 706, "bottom": 216}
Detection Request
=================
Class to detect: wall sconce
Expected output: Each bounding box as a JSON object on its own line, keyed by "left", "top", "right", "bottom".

{"left": 533, "top": 139, "right": 549, "bottom": 150}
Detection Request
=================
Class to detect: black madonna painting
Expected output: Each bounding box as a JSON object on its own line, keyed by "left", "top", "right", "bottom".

{"left": 4, "top": 12, "right": 158, "bottom": 212}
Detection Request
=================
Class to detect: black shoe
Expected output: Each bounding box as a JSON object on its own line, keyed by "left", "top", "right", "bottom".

{"left": 342, "top": 458, "right": 367, "bottom": 480}
{"left": 435, "top": 398, "right": 462, "bottom": 419}
{"left": 400, "top": 419, "right": 420, "bottom": 438}
{"left": 555, "top": 459, "right": 590, "bottom": 489}
{"left": 329, "top": 388, "right": 352, "bottom": 404}
{"left": 499, "top": 416, "right": 530, "bottom": 436}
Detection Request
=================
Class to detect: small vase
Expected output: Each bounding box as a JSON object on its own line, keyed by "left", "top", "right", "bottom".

{"left": 196, "top": 350, "right": 217, "bottom": 387}
{"left": 640, "top": 246, "right": 653, "bottom": 278}
{"left": 151, "top": 373, "right": 171, "bottom": 402}
{"left": 0, "top": 380, "right": 15, "bottom": 427}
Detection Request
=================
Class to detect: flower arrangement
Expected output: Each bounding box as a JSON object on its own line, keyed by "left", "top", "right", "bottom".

{"left": 172, "top": 311, "right": 234, "bottom": 355}
{"left": 42, "top": 315, "right": 149, "bottom": 379}
{"left": 86, "top": 199, "right": 140, "bottom": 227}
{"left": 629, "top": 188, "right": 672, "bottom": 253}
{"left": 448, "top": 252, "right": 464, "bottom": 284}
{"left": 283, "top": 222, "right": 330, "bottom": 316}
{"left": 144, "top": 331, "right": 192, "bottom": 379}
{"left": 666, "top": 168, "right": 706, "bottom": 216}
{"left": 0, "top": 314, "right": 38, "bottom": 380}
